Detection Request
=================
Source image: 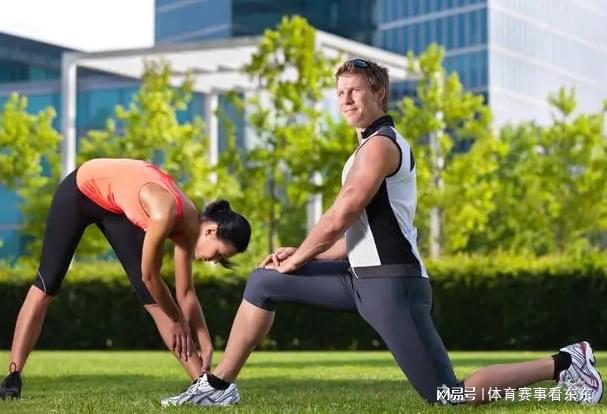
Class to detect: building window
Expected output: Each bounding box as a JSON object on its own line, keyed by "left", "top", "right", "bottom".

{"left": 425, "top": 20, "right": 433, "bottom": 45}
{"left": 458, "top": 13, "right": 466, "bottom": 48}
{"left": 447, "top": 16, "right": 456, "bottom": 48}
{"left": 403, "top": 26, "right": 411, "bottom": 53}
{"left": 480, "top": 8, "right": 488, "bottom": 42}
{"left": 413, "top": 0, "right": 421, "bottom": 16}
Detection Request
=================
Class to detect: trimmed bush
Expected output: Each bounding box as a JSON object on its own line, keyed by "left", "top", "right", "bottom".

{"left": 1, "top": 255, "right": 606, "bottom": 350}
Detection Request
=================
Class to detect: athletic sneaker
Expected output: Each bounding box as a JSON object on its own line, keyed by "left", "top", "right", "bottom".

{"left": 160, "top": 373, "right": 240, "bottom": 407}
{"left": 0, "top": 364, "right": 22, "bottom": 400}
{"left": 557, "top": 341, "right": 603, "bottom": 404}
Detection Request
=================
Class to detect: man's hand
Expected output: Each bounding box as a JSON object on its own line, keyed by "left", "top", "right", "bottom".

{"left": 259, "top": 247, "right": 297, "bottom": 268}
{"left": 264, "top": 255, "right": 301, "bottom": 274}
{"left": 171, "top": 319, "right": 192, "bottom": 362}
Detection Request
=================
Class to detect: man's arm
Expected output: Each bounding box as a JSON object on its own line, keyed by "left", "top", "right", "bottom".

{"left": 273, "top": 135, "right": 399, "bottom": 272}
{"left": 260, "top": 238, "right": 346, "bottom": 268}
{"left": 174, "top": 244, "right": 213, "bottom": 372}
{"left": 314, "top": 238, "right": 347, "bottom": 261}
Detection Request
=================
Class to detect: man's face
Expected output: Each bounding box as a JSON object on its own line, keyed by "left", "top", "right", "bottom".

{"left": 336, "top": 72, "right": 384, "bottom": 129}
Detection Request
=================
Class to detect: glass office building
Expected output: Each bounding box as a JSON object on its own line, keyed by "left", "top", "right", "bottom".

{"left": 2, "top": 0, "right": 605, "bottom": 258}
{"left": 377, "top": 0, "right": 607, "bottom": 125}
{"left": 156, "top": 0, "right": 377, "bottom": 45}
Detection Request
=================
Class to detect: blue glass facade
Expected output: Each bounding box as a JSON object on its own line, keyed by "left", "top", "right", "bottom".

{"left": 378, "top": 0, "right": 488, "bottom": 95}
{"left": 377, "top": 0, "right": 607, "bottom": 125}
{"left": 155, "top": 0, "right": 232, "bottom": 43}
{"left": 155, "top": 0, "right": 377, "bottom": 46}
{"left": 3, "top": 1, "right": 605, "bottom": 259}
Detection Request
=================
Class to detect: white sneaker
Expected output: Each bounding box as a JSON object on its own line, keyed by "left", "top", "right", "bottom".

{"left": 557, "top": 341, "right": 603, "bottom": 404}
{"left": 160, "top": 374, "right": 240, "bottom": 407}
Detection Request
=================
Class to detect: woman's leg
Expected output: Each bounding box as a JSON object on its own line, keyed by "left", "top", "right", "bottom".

{"left": 7, "top": 171, "right": 90, "bottom": 373}
{"left": 99, "top": 214, "right": 203, "bottom": 379}
{"left": 144, "top": 304, "right": 204, "bottom": 380}
{"left": 8, "top": 287, "right": 55, "bottom": 372}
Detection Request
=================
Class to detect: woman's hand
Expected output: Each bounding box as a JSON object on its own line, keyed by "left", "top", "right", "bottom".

{"left": 171, "top": 318, "right": 192, "bottom": 361}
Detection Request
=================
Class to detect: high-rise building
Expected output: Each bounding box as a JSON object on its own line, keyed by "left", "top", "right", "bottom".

{"left": 2, "top": 0, "right": 605, "bottom": 258}
{"left": 376, "top": 0, "right": 607, "bottom": 125}
{"left": 155, "top": 0, "right": 377, "bottom": 45}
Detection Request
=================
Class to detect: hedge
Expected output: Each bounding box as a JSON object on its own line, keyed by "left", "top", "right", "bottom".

{"left": 0, "top": 255, "right": 606, "bottom": 350}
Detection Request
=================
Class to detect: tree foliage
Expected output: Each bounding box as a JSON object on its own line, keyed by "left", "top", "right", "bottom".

{"left": 223, "top": 16, "right": 354, "bottom": 254}
{"left": 0, "top": 94, "right": 61, "bottom": 255}
{"left": 395, "top": 44, "right": 505, "bottom": 255}
{"left": 481, "top": 88, "right": 607, "bottom": 255}
{"left": 75, "top": 60, "right": 218, "bottom": 257}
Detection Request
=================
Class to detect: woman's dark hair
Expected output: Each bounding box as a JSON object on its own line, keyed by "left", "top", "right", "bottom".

{"left": 200, "top": 199, "right": 251, "bottom": 268}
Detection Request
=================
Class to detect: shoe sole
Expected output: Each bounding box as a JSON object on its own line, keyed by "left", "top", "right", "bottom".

{"left": 584, "top": 342, "right": 604, "bottom": 405}
{"left": 0, "top": 390, "right": 20, "bottom": 400}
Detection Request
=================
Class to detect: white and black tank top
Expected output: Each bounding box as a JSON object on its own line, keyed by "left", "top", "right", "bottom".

{"left": 341, "top": 115, "right": 428, "bottom": 278}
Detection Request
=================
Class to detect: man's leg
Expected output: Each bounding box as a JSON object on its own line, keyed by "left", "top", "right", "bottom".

{"left": 162, "top": 261, "right": 357, "bottom": 406}
{"left": 353, "top": 276, "right": 460, "bottom": 403}
{"left": 354, "top": 276, "right": 602, "bottom": 405}
{"left": 464, "top": 358, "right": 553, "bottom": 401}
{"left": 214, "top": 261, "right": 357, "bottom": 382}
{"left": 212, "top": 300, "right": 273, "bottom": 382}
{"left": 464, "top": 341, "right": 602, "bottom": 404}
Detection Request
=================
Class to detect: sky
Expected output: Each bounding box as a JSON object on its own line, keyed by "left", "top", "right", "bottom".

{"left": 0, "top": 0, "right": 154, "bottom": 51}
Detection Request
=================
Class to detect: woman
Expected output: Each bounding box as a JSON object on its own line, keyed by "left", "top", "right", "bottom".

{"left": 0, "top": 158, "right": 251, "bottom": 399}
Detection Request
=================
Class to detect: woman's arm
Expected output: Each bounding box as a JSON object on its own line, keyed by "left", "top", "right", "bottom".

{"left": 139, "top": 183, "right": 191, "bottom": 360}
{"left": 174, "top": 244, "right": 213, "bottom": 372}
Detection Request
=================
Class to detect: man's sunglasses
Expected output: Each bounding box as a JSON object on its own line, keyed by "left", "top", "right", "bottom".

{"left": 348, "top": 58, "right": 371, "bottom": 68}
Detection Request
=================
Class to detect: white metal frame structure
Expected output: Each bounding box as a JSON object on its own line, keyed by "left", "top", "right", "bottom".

{"left": 60, "top": 30, "right": 411, "bottom": 178}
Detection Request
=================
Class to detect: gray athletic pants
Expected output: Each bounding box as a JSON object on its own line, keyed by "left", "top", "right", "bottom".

{"left": 243, "top": 260, "right": 461, "bottom": 403}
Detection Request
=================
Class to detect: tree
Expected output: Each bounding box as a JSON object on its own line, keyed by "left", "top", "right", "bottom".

{"left": 76, "top": 60, "right": 223, "bottom": 257}
{"left": 395, "top": 44, "right": 505, "bottom": 257}
{"left": 0, "top": 93, "right": 61, "bottom": 256}
{"left": 225, "top": 16, "right": 354, "bottom": 254}
{"left": 481, "top": 88, "right": 607, "bottom": 255}
{"left": 0, "top": 94, "right": 60, "bottom": 188}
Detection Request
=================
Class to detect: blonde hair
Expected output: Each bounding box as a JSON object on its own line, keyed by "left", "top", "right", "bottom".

{"left": 335, "top": 59, "right": 390, "bottom": 111}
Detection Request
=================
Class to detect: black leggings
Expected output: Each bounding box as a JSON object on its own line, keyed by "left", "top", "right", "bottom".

{"left": 243, "top": 261, "right": 461, "bottom": 403}
{"left": 33, "top": 170, "right": 155, "bottom": 304}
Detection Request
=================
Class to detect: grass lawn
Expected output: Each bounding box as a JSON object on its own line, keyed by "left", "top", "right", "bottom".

{"left": 0, "top": 350, "right": 604, "bottom": 413}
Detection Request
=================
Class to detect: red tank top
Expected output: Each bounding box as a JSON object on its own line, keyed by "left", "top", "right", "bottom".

{"left": 76, "top": 158, "right": 184, "bottom": 231}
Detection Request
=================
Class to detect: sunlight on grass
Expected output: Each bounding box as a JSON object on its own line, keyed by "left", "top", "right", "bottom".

{"left": 0, "top": 351, "right": 604, "bottom": 413}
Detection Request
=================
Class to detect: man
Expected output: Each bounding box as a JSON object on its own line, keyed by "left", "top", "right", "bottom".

{"left": 161, "top": 59, "right": 603, "bottom": 407}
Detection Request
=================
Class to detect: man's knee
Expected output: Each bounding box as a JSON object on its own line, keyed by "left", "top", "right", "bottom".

{"left": 242, "top": 268, "right": 280, "bottom": 311}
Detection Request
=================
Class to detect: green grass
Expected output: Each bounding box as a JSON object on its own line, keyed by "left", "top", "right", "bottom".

{"left": 0, "top": 350, "right": 605, "bottom": 413}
